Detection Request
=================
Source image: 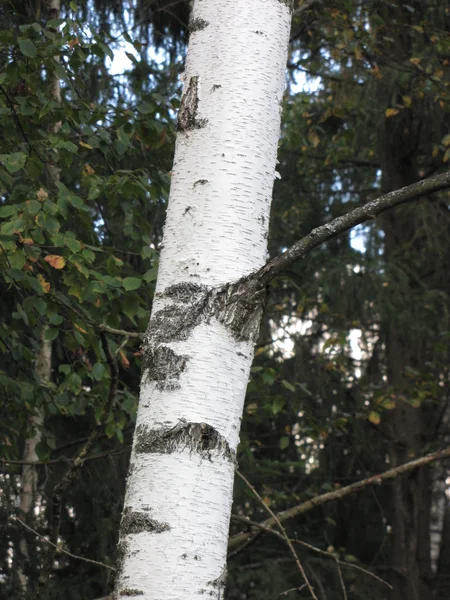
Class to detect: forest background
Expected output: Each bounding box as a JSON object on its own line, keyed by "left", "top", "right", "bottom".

{"left": 0, "top": 1, "right": 450, "bottom": 599}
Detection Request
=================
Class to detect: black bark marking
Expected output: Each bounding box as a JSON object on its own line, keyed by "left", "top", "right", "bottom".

{"left": 200, "top": 568, "right": 228, "bottom": 599}
{"left": 142, "top": 345, "right": 189, "bottom": 391}
{"left": 134, "top": 421, "right": 235, "bottom": 462}
{"left": 119, "top": 589, "right": 144, "bottom": 597}
{"left": 190, "top": 17, "right": 209, "bottom": 32}
{"left": 143, "top": 279, "right": 265, "bottom": 362}
{"left": 194, "top": 179, "right": 209, "bottom": 186}
{"left": 212, "top": 280, "right": 266, "bottom": 342}
{"left": 278, "top": 0, "right": 294, "bottom": 9}
{"left": 121, "top": 509, "right": 170, "bottom": 535}
{"left": 114, "top": 539, "right": 131, "bottom": 595}
{"left": 144, "top": 283, "right": 208, "bottom": 346}
{"left": 211, "top": 84, "right": 222, "bottom": 92}
{"left": 177, "top": 76, "right": 207, "bottom": 132}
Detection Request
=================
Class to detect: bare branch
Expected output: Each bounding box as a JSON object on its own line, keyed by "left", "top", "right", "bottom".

{"left": 98, "top": 323, "right": 143, "bottom": 338}
{"left": 256, "top": 170, "right": 450, "bottom": 286}
{"left": 230, "top": 446, "right": 450, "bottom": 549}
{"left": 16, "top": 516, "right": 115, "bottom": 572}
{"left": 236, "top": 470, "right": 318, "bottom": 600}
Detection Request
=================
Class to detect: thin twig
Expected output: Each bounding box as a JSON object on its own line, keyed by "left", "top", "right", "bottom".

{"left": 230, "top": 446, "right": 450, "bottom": 550}
{"left": 98, "top": 323, "right": 143, "bottom": 338}
{"left": 280, "top": 584, "right": 308, "bottom": 596}
{"left": 230, "top": 515, "right": 391, "bottom": 590}
{"left": 0, "top": 448, "right": 130, "bottom": 467}
{"left": 236, "top": 470, "right": 318, "bottom": 600}
{"left": 256, "top": 170, "right": 450, "bottom": 286}
{"left": 295, "top": 539, "right": 391, "bottom": 591}
{"left": 16, "top": 516, "right": 115, "bottom": 571}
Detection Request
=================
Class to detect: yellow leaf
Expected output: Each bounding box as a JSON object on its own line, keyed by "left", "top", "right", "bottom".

{"left": 79, "top": 141, "right": 93, "bottom": 149}
{"left": 119, "top": 350, "right": 130, "bottom": 369}
{"left": 45, "top": 254, "right": 66, "bottom": 269}
{"left": 368, "top": 411, "right": 381, "bottom": 425}
{"left": 36, "top": 187, "right": 48, "bottom": 201}
{"left": 262, "top": 496, "right": 271, "bottom": 506}
{"left": 309, "top": 131, "right": 320, "bottom": 148}
{"left": 18, "top": 233, "right": 34, "bottom": 245}
{"left": 385, "top": 108, "right": 400, "bottom": 118}
{"left": 82, "top": 163, "right": 95, "bottom": 176}
{"left": 382, "top": 400, "right": 396, "bottom": 410}
{"left": 246, "top": 402, "right": 258, "bottom": 414}
{"left": 73, "top": 323, "right": 88, "bottom": 335}
{"left": 410, "top": 57, "right": 421, "bottom": 66}
{"left": 442, "top": 134, "right": 450, "bottom": 147}
{"left": 37, "top": 274, "right": 50, "bottom": 293}
{"left": 402, "top": 95, "right": 412, "bottom": 108}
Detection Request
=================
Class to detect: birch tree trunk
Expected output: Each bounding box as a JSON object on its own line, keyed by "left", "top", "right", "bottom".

{"left": 114, "top": 1, "right": 292, "bottom": 598}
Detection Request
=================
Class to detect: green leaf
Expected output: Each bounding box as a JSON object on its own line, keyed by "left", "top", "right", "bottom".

{"left": 46, "top": 18, "right": 65, "bottom": 28}
{"left": 141, "top": 245, "right": 155, "bottom": 259}
{"left": 91, "top": 362, "right": 105, "bottom": 381}
{"left": 143, "top": 267, "right": 158, "bottom": 282}
{"left": 45, "top": 328, "right": 59, "bottom": 341}
{"left": 68, "top": 194, "right": 84, "bottom": 209}
{"left": 105, "top": 422, "right": 116, "bottom": 438}
{"left": 281, "top": 379, "right": 296, "bottom": 392}
{"left": 55, "top": 140, "right": 78, "bottom": 153}
{"left": 137, "top": 102, "right": 155, "bottom": 115}
{"left": 0, "top": 205, "right": 18, "bottom": 218}
{"left": 272, "top": 396, "right": 285, "bottom": 415}
{"left": 123, "top": 277, "right": 142, "bottom": 291}
{"left": 279, "top": 436, "right": 290, "bottom": 450}
{"left": 18, "top": 38, "right": 37, "bottom": 58}
{"left": 123, "top": 294, "right": 139, "bottom": 319}
{"left": 39, "top": 212, "right": 60, "bottom": 233}
{"left": 0, "top": 152, "right": 27, "bottom": 173}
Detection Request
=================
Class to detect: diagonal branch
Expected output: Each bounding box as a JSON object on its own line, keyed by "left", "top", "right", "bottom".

{"left": 229, "top": 445, "right": 450, "bottom": 549}
{"left": 236, "top": 470, "right": 318, "bottom": 600}
{"left": 256, "top": 170, "right": 450, "bottom": 287}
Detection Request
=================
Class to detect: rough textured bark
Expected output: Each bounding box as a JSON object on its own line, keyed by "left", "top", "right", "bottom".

{"left": 113, "top": 1, "right": 292, "bottom": 598}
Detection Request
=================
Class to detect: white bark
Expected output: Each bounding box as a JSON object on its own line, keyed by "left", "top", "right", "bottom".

{"left": 114, "top": 1, "right": 292, "bottom": 599}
